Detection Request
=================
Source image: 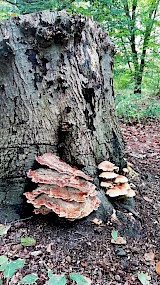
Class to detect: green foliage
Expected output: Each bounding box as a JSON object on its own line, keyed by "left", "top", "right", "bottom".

{"left": 0, "top": 255, "right": 8, "bottom": 272}
{"left": 0, "top": 1, "right": 19, "bottom": 20}
{"left": 4, "top": 259, "right": 24, "bottom": 278}
{"left": 0, "top": 224, "right": 11, "bottom": 236}
{"left": 48, "top": 270, "right": 67, "bottom": 285}
{"left": 115, "top": 91, "right": 160, "bottom": 123}
{"left": 0, "top": 255, "right": 91, "bottom": 284}
{"left": 114, "top": 68, "right": 134, "bottom": 91}
{"left": 21, "top": 237, "right": 36, "bottom": 246}
{"left": 20, "top": 274, "right": 38, "bottom": 284}
{"left": 70, "top": 272, "right": 91, "bottom": 284}
{"left": 0, "top": 255, "right": 8, "bottom": 265}
{"left": 0, "top": 0, "right": 72, "bottom": 16}
{"left": 111, "top": 230, "right": 118, "bottom": 241}
{"left": 137, "top": 272, "right": 151, "bottom": 285}
{"left": 47, "top": 271, "right": 92, "bottom": 285}
{"left": 0, "top": 256, "right": 24, "bottom": 282}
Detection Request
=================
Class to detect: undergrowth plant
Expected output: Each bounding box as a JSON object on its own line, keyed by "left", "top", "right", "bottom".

{"left": 115, "top": 91, "right": 160, "bottom": 123}
{"left": 0, "top": 255, "right": 91, "bottom": 284}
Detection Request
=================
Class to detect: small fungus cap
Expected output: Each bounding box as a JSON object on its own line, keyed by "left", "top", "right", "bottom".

{"left": 118, "top": 183, "right": 130, "bottom": 191}
{"left": 113, "top": 175, "right": 128, "bottom": 184}
{"left": 126, "top": 188, "right": 136, "bottom": 197}
{"left": 122, "top": 168, "right": 129, "bottom": 174}
{"left": 100, "top": 181, "right": 113, "bottom": 188}
{"left": 99, "top": 172, "right": 118, "bottom": 179}
{"left": 106, "top": 185, "right": 128, "bottom": 197}
{"left": 98, "top": 161, "right": 117, "bottom": 171}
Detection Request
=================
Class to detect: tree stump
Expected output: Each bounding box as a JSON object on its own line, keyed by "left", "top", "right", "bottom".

{"left": 0, "top": 11, "right": 125, "bottom": 222}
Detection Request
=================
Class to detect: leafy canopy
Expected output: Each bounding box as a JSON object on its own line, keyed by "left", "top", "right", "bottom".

{"left": 1, "top": 0, "right": 159, "bottom": 93}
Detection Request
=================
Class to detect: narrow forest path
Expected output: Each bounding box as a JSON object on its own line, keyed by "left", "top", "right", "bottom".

{"left": 0, "top": 121, "right": 160, "bottom": 285}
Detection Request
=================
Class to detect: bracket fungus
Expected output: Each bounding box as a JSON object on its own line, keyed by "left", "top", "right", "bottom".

{"left": 36, "top": 153, "right": 93, "bottom": 181}
{"left": 98, "top": 160, "right": 136, "bottom": 198}
{"left": 24, "top": 153, "right": 100, "bottom": 220}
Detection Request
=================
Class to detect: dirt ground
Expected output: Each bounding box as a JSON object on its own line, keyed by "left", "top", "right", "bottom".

{"left": 0, "top": 121, "right": 160, "bottom": 285}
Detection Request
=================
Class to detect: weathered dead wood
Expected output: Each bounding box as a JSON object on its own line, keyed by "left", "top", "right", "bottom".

{"left": 0, "top": 11, "right": 125, "bottom": 222}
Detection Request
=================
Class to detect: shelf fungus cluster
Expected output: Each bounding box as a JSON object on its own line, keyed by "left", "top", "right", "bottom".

{"left": 98, "top": 161, "right": 135, "bottom": 198}
{"left": 24, "top": 153, "right": 100, "bottom": 220}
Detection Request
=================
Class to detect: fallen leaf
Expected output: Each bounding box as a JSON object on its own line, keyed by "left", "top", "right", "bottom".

{"left": 21, "top": 237, "right": 36, "bottom": 247}
{"left": 83, "top": 276, "right": 92, "bottom": 284}
{"left": 10, "top": 274, "right": 20, "bottom": 284}
{"left": 10, "top": 13, "right": 19, "bottom": 17}
{"left": 30, "top": 250, "right": 42, "bottom": 256}
{"left": 144, "top": 251, "right": 154, "bottom": 261}
{"left": 156, "top": 261, "right": 160, "bottom": 275}
{"left": 66, "top": 256, "right": 71, "bottom": 263}
{"left": 0, "top": 224, "right": 11, "bottom": 236}
{"left": 111, "top": 237, "right": 127, "bottom": 245}
{"left": 92, "top": 218, "right": 102, "bottom": 225}
{"left": 143, "top": 196, "right": 153, "bottom": 203}
{"left": 111, "top": 209, "right": 119, "bottom": 222}
{"left": 11, "top": 244, "right": 23, "bottom": 252}
{"left": 81, "top": 261, "right": 87, "bottom": 267}
{"left": 137, "top": 272, "right": 151, "bottom": 285}
{"left": 46, "top": 243, "right": 53, "bottom": 253}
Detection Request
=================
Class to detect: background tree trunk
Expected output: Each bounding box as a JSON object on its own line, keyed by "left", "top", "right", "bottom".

{"left": 0, "top": 11, "right": 125, "bottom": 222}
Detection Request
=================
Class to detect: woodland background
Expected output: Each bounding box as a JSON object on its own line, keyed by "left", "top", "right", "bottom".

{"left": 0, "top": 0, "right": 160, "bottom": 124}
{"left": 0, "top": 2, "right": 160, "bottom": 285}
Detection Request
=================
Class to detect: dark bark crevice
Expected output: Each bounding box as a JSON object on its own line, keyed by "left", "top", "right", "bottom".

{"left": 0, "top": 38, "right": 14, "bottom": 59}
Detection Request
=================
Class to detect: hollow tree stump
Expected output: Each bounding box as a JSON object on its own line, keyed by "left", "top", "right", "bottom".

{"left": 0, "top": 11, "right": 125, "bottom": 222}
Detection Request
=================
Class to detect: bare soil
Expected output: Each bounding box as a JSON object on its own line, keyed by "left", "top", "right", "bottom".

{"left": 0, "top": 121, "right": 160, "bottom": 285}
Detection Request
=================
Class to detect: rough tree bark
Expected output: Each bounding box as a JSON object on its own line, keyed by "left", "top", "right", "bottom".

{"left": 0, "top": 11, "right": 125, "bottom": 222}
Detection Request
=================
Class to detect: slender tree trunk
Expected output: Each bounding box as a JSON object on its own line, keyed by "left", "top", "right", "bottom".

{"left": 134, "top": 71, "right": 142, "bottom": 94}
{"left": 0, "top": 11, "right": 125, "bottom": 222}
{"left": 123, "top": 0, "right": 159, "bottom": 94}
{"left": 134, "top": 0, "right": 159, "bottom": 94}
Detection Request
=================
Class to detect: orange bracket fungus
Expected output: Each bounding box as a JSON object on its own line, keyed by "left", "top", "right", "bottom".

{"left": 25, "top": 153, "right": 100, "bottom": 220}
{"left": 98, "top": 160, "right": 136, "bottom": 198}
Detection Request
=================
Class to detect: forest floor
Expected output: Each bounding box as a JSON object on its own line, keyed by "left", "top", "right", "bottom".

{"left": 0, "top": 120, "right": 160, "bottom": 285}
